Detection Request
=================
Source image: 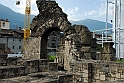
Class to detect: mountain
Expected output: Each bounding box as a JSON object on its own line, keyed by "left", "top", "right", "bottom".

{"left": 0, "top": 4, "right": 112, "bottom": 31}
{"left": 0, "top": 4, "right": 35, "bottom": 29}
{"left": 70, "top": 19, "right": 112, "bottom": 31}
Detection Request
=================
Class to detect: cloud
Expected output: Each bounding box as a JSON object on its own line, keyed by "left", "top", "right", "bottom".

{"left": 14, "top": 0, "right": 38, "bottom": 15}
{"left": 84, "top": 10, "right": 97, "bottom": 16}
{"left": 1, "top": 0, "right": 115, "bottom": 21}
{"left": 81, "top": 3, "right": 114, "bottom": 21}
{"left": 63, "top": 7, "right": 80, "bottom": 21}
{"left": 60, "top": 2, "right": 114, "bottom": 21}
{"left": 66, "top": 7, "right": 79, "bottom": 15}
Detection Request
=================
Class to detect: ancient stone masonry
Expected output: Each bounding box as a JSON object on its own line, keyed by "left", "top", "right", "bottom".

{"left": 1, "top": 0, "right": 124, "bottom": 83}
{"left": 23, "top": 0, "right": 97, "bottom": 62}
{"left": 22, "top": 37, "right": 41, "bottom": 59}
{"left": 31, "top": 0, "right": 71, "bottom": 37}
{"left": 57, "top": 25, "right": 97, "bottom": 71}
{"left": 0, "top": 56, "right": 74, "bottom": 83}
{"left": 72, "top": 25, "right": 97, "bottom": 60}
{"left": 70, "top": 60, "right": 124, "bottom": 83}
{"left": 101, "top": 42, "right": 116, "bottom": 61}
{"left": 28, "top": 0, "right": 72, "bottom": 59}
{"left": 55, "top": 38, "right": 65, "bottom": 70}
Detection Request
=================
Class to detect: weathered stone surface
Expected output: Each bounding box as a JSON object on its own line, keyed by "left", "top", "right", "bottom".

{"left": 23, "top": 0, "right": 72, "bottom": 59}
{"left": 2, "top": 0, "right": 120, "bottom": 83}
{"left": 20, "top": 59, "right": 39, "bottom": 73}
{"left": 72, "top": 25, "right": 92, "bottom": 45}
{"left": 39, "top": 59, "right": 49, "bottom": 72}
{"left": 0, "top": 66, "right": 26, "bottom": 79}
{"left": 59, "top": 75, "right": 73, "bottom": 83}
{"left": 22, "top": 37, "right": 41, "bottom": 59}
{"left": 101, "top": 42, "right": 116, "bottom": 61}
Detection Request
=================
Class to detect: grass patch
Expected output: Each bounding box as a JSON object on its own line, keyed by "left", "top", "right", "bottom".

{"left": 47, "top": 55, "right": 56, "bottom": 62}
{"left": 116, "top": 60, "right": 124, "bottom": 62}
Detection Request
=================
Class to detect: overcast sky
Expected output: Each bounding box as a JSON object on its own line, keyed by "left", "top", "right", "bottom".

{"left": 0, "top": 0, "right": 115, "bottom": 22}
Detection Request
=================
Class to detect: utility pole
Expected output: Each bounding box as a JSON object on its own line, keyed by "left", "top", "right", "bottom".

{"left": 106, "top": 0, "right": 108, "bottom": 41}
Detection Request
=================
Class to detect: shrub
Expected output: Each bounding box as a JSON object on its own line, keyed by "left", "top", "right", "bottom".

{"left": 47, "top": 55, "right": 56, "bottom": 62}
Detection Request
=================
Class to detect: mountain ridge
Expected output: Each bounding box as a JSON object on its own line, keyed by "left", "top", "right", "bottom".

{"left": 70, "top": 19, "right": 112, "bottom": 31}
{"left": 0, "top": 4, "right": 35, "bottom": 29}
{"left": 0, "top": 4, "right": 112, "bottom": 31}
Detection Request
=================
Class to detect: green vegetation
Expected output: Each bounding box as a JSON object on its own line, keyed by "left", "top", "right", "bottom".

{"left": 47, "top": 55, "right": 56, "bottom": 62}
{"left": 116, "top": 59, "right": 124, "bottom": 62}
{"left": 96, "top": 45, "right": 102, "bottom": 52}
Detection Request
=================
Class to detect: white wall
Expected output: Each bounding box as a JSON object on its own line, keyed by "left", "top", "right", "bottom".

{"left": 0, "top": 21, "right": 10, "bottom": 29}
{"left": 8, "top": 54, "right": 22, "bottom": 57}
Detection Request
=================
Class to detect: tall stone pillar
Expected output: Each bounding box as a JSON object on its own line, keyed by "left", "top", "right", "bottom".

{"left": 55, "top": 38, "right": 65, "bottom": 70}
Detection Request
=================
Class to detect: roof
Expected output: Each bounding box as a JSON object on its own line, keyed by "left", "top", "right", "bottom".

{"left": 0, "top": 19, "right": 10, "bottom": 22}
{"left": 0, "top": 29, "right": 24, "bottom": 38}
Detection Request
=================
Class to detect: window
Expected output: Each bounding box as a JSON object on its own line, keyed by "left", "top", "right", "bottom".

{"left": 19, "top": 39, "right": 21, "bottom": 41}
{"left": 13, "top": 46, "right": 15, "bottom": 49}
{"left": 13, "top": 38, "right": 15, "bottom": 41}
{"left": 2, "top": 22, "right": 5, "bottom": 27}
{"left": 19, "top": 46, "right": 21, "bottom": 49}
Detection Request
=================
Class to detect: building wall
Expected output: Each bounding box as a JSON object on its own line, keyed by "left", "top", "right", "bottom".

{"left": 0, "top": 20, "right": 10, "bottom": 29}
{"left": 0, "top": 37, "right": 23, "bottom": 54}
{"left": 47, "top": 31, "right": 61, "bottom": 48}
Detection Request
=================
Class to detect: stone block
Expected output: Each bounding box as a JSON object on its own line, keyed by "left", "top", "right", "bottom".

{"left": 121, "top": 75, "right": 124, "bottom": 78}
{"left": 39, "top": 59, "right": 49, "bottom": 72}
{"left": 94, "top": 74, "right": 100, "bottom": 80}
{"left": 23, "top": 60, "right": 39, "bottom": 73}
{"left": 49, "top": 62, "right": 58, "bottom": 72}
{"left": 6, "top": 57, "right": 19, "bottom": 66}
{"left": 100, "top": 75, "right": 105, "bottom": 81}
{"left": 39, "top": 59, "right": 49, "bottom": 65}
{"left": 59, "top": 75, "right": 73, "bottom": 83}
{"left": 95, "top": 79, "right": 100, "bottom": 82}
{"left": 116, "top": 73, "right": 121, "bottom": 78}
{"left": 83, "top": 73, "right": 88, "bottom": 78}
{"left": 83, "top": 77, "right": 88, "bottom": 82}
{"left": 0, "top": 59, "right": 7, "bottom": 66}
{"left": 83, "top": 69, "right": 88, "bottom": 73}
{"left": 18, "top": 66, "right": 26, "bottom": 76}
{"left": 25, "top": 68, "right": 29, "bottom": 74}
{"left": 0, "top": 54, "right": 7, "bottom": 59}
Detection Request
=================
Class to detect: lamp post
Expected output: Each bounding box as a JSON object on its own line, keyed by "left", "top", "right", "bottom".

{"left": 106, "top": 0, "right": 115, "bottom": 42}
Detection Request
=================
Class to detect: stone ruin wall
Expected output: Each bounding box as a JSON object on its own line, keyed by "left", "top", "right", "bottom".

{"left": 0, "top": 55, "right": 124, "bottom": 83}
{"left": 0, "top": 0, "right": 123, "bottom": 83}
{"left": 55, "top": 25, "right": 97, "bottom": 70}
{"left": 70, "top": 60, "right": 124, "bottom": 83}
{"left": 22, "top": 37, "right": 41, "bottom": 60}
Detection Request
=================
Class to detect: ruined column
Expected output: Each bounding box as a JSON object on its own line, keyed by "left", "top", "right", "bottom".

{"left": 101, "top": 42, "right": 116, "bottom": 61}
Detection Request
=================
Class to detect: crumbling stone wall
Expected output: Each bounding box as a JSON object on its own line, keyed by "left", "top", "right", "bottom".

{"left": 23, "top": 0, "right": 71, "bottom": 59}
{"left": 70, "top": 61, "right": 93, "bottom": 83}
{"left": 55, "top": 38, "right": 65, "bottom": 70}
{"left": 22, "top": 37, "right": 41, "bottom": 59}
{"left": 0, "top": 66, "right": 26, "bottom": 79}
{"left": 56, "top": 25, "right": 97, "bottom": 71}
{"left": 101, "top": 42, "right": 116, "bottom": 61}
{"left": 70, "top": 60, "right": 124, "bottom": 83}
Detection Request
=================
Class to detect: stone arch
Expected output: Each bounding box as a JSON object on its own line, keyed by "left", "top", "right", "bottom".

{"left": 28, "top": 0, "right": 71, "bottom": 59}
{"left": 40, "top": 27, "right": 63, "bottom": 59}
{"left": 22, "top": 0, "right": 97, "bottom": 63}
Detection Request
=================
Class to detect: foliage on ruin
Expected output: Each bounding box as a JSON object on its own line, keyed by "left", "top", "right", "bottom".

{"left": 47, "top": 55, "right": 56, "bottom": 62}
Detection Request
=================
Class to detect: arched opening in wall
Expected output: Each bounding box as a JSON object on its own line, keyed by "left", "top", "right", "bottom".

{"left": 40, "top": 27, "right": 64, "bottom": 60}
